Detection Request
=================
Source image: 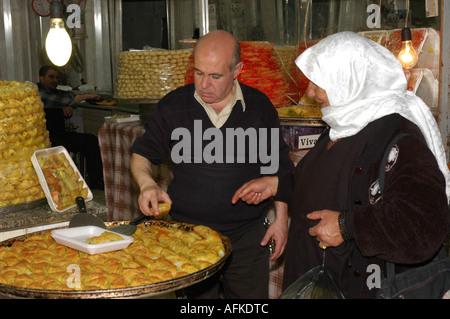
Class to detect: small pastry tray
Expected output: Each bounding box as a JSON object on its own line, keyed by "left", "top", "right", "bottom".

{"left": 31, "top": 146, "right": 93, "bottom": 212}
{"left": 104, "top": 114, "right": 140, "bottom": 123}
{"left": 51, "top": 226, "right": 134, "bottom": 255}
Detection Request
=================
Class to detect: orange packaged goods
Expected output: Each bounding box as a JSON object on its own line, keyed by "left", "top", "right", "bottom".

{"left": 0, "top": 222, "right": 227, "bottom": 292}
{"left": 385, "top": 28, "right": 427, "bottom": 59}
{"left": 359, "top": 28, "right": 427, "bottom": 59}
{"left": 185, "top": 41, "right": 296, "bottom": 107}
{"left": 238, "top": 42, "right": 295, "bottom": 107}
{"left": 297, "top": 40, "right": 320, "bottom": 98}
{"left": 274, "top": 45, "right": 300, "bottom": 101}
{"left": 358, "top": 30, "right": 388, "bottom": 47}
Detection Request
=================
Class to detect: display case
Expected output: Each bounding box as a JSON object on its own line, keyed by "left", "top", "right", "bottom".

{"left": 117, "top": 0, "right": 447, "bottom": 154}
{"left": 166, "top": 0, "right": 442, "bottom": 105}
{"left": 295, "top": 0, "right": 442, "bottom": 107}
{"left": 163, "top": 0, "right": 447, "bottom": 159}
{"left": 167, "top": 0, "right": 299, "bottom": 48}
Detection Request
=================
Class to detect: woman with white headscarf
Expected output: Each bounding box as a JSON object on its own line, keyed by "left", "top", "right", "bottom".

{"left": 233, "top": 31, "right": 449, "bottom": 298}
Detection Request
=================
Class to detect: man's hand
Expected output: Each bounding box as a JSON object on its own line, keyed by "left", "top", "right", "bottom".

{"left": 261, "top": 201, "right": 288, "bottom": 261}
{"left": 138, "top": 184, "right": 172, "bottom": 217}
{"left": 131, "top": 153, "right": 172, "bottom": 217}
{"left": 75, "top": 93, "right": 100, "bottom": 104}
{"left": 63, "top": 107, "right": 73, "bottom": 117}
{"left": 232, "top": 176, "right": 279, "bottom": 205}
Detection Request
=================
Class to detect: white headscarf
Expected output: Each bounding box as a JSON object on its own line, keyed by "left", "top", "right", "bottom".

{"left": 295, "top": 31, "right": 450, "bottom": 200}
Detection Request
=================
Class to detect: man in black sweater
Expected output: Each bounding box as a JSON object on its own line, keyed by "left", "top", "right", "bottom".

{"left": 130, "top": 30, "right": 294, "bottom": 298}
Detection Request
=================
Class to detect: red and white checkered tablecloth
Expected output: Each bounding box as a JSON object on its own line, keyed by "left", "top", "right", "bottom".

{"left": 98, "top": 121, "right": 172, "bottom": 221}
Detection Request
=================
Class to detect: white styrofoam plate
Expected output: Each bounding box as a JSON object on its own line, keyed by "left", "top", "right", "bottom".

{"left": 31, "top": 146, "right": 93, "bottom": 212}
{"left": 104, "top": 114, "right": 140, "bottom": 123}
{"left": 51, "top": 226, "right": 134, "bottom": 255}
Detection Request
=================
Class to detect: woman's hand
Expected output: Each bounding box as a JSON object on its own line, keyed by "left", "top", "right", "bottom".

{"left": 232, "top": 176, "right": 279, "bottom": 205}
{"left": 307, "top": 209, "right": 344, "bottom": 249}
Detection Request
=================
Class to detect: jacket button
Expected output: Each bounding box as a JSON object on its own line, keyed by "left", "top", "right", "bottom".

{"left": 354, "top": 200, "right": 362, "bottom": 205}
{"left": 355, "top": 167, "right": 363, "bottom": 174}
{"left": 354, "top": 270, "right": 361, "bottom": 277}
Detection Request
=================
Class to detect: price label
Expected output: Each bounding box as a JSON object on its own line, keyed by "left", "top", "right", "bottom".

{"left": 425, "top": 0, "right": 438, "bottom": 18}
{"left": 297, "top": 134, "right": 321, "bottom": 150}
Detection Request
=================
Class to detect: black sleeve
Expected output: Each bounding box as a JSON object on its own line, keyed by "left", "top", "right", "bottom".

{"left": 274, "top": 172, "right": 294, "bottom": 204}
{"left": 353, "top": 135, "right": 449, "bottom": 264}
{"left": 130, "top": 104, "right": 171, "bottom": 165}
{"left": 262, "top": 94, "right": 295, "bottom": 176}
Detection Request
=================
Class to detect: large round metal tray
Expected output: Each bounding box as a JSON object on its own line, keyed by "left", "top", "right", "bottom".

{"left": 0, "top": 220, "right": 231, "bottom": 299}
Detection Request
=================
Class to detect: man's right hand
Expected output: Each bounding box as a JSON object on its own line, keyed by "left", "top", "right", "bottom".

{"left": 131, "top": 153, "right": 172, "bottom": 217}
{"left": 138, "top": 184, "right": 172, "bottom": 217}
{"left": 63, "top": 107, "right": 73, "bottom": 117}
{"left": 231, "top": 176, "right": 279, "bottom": 205}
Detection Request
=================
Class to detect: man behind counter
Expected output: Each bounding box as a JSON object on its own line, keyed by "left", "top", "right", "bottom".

{"left": 38, "top": 65, "right": 104, "bottom": 190}
{"left": 130, "top": 30, "right": 294, "bottom": 298}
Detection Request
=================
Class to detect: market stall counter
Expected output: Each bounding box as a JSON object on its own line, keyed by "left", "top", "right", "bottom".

{"left": 77, "top": 98, "right": 140, "bottom": 136}
{"left": 0, "top": 200, "right": 108, "bottom": 242}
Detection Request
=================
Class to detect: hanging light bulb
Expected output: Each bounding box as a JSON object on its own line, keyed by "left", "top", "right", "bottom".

{"left": 398, "top": 27, "right": 418, "bottom": 70}
{"left": 45, "top": 0, "right": 72, "bottom": 66}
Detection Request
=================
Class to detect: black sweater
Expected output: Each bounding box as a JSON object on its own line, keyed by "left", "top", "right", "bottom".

{"left": 131, "top": 83, "right": 294, "bottom": 236}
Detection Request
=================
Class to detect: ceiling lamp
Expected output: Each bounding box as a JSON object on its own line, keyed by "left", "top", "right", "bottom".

{"left": 45, "top": 0, "right": 72, "bottom": 66}
{"left": 397, "top": 0, "right": 418, "bottom": 69}
{"left": 398, "top": 27, "right": 418, "bottom": 69}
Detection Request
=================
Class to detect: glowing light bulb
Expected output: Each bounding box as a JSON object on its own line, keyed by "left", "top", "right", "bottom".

{"left": 398, "top": 27, "right": 418, "bottom": 70}
{"left": 45, "top": 1, "right": 72, "bottom": 66}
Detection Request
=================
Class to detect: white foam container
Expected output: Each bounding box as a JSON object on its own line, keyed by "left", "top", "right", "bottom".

{"left": 51, "top": 226, "right": 134, "bottom": 255}
{"left": 31, "top": 146, "right": 93, "bottom": 212}
{"left": 416, "top": 28, "right": 440, "bottom": 79}
{"left": 416, "top": 68, "right": 439, "bottom": 110}
{"left": 407, "top": 68, "right": 424, "bottom": 93}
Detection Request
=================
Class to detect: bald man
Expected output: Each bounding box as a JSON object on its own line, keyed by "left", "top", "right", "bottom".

{"left": 131, "top": 30, "right": 294, "bottom": 299}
